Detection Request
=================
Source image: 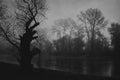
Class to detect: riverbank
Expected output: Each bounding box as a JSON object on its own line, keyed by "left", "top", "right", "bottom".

{"left": 0, "top": 62, "right": 119, "bottom": 80}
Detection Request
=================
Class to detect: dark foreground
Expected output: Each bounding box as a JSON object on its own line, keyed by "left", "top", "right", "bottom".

{"left": 0, "top": 62, "right": 119, "bottom": 80}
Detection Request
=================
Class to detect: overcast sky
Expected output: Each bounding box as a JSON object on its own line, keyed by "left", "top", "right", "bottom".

{"left": 45, "top": 0, "right": 120, "bottom": 26}
{"left": 6, "top": 0, "right": 120, "bottom": 26}
{"left": 5, "top": 0, "right": 120, "bottom": 39}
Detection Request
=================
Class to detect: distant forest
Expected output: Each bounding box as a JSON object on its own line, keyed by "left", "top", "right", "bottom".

{"left": 0, "top": 0, "right": 120, "bottom": 71}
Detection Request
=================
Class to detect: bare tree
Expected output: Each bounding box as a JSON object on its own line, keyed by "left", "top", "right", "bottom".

{"left": 52, "top": 18, "right": 84, "bottom": 57}
{"left": 0, "top": 0, "right": 47, "bottom": 72}
{"left": 77, "top": 8, "right": 108, "bottom": 55}
{"left": 109, "top": 23, "right": 120, "bottom": 56}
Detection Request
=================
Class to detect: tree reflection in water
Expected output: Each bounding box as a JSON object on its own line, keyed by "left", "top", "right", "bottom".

{"left": 39, "top": 56, "right": 114, "bottom": 77}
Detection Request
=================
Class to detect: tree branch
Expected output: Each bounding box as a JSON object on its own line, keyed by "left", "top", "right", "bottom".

{"left": 0, "top": 26, "right": 20, "bottom": 49}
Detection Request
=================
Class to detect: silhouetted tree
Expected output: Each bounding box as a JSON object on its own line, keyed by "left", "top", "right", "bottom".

{"left": 109, "top": 23, "right": 120, "bottom": 75}
{"left": 77, "top": 8, "right": 108, "bottom": 55}
{"left": 109, "top": 23, "right": 120, "bottom": 57}
{"left": 0, "top": 0, "right": 47, "bottom": 72}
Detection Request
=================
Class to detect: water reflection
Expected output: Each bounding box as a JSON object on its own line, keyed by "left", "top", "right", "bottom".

{"left": 0, "top": 54, "right": 116, "bottom": 77}
{"left": 39, "top": 56, "right": 115, "bottom": 77}
{"left": 103, "top": 63, "right": 113, "bottom": 77}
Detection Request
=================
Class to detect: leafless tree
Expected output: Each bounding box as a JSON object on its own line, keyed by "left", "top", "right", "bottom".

{"left": 0, "top": 0, "right": 47, "bottom": 71}
{"left": 77, "top": 8, "right": 108, "bottom": 54}
{"left": 52, "top": 18, "right": 84, "bottom": 57}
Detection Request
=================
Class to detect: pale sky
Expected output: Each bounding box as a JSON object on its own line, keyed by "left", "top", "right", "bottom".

{"left": 6, "top": 0, "right": 120, "bottom": 26}
{"left": 5, "top": 0, "right": 120, "bottom": 39}
{"left": 45, "top": 0, "right": 120, "bottom": 27}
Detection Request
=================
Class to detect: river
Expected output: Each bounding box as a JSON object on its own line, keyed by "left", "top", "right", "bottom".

{"left": 38, "top": 56, "right": 120, "bottom": 78}
{"left": 0, "top": 54, "right": 120, "bottom": 78}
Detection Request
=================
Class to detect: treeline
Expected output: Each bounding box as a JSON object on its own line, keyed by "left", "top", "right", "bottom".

{"left": 42, "top": 8, "right": 118, "bottom": 58}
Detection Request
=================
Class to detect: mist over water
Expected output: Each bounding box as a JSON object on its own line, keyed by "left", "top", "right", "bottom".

{"left": 39, "top": 56, "right": 115, "bottom": 77}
